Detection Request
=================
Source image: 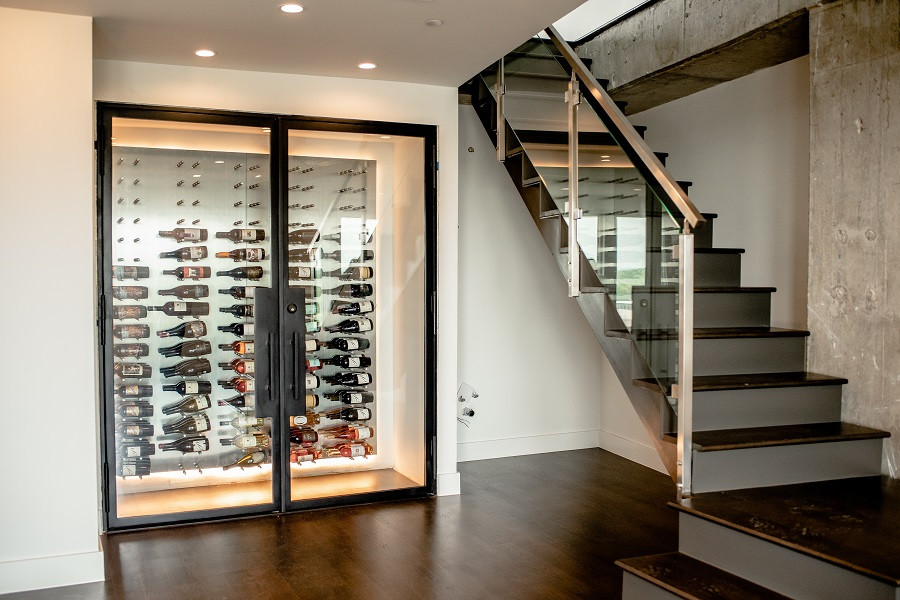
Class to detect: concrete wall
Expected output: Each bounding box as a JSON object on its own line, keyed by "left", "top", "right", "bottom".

{"left": 457, "top": 105, "right": 665, "bottom": 472}
{"left": 807, "top": 0, "right": 899, "bottom": 477}
{"left": 0, "top": 8, "right": 104, "bottom": 594}
{"left": 632, "top": 56, "right": 811, "bottom": 329}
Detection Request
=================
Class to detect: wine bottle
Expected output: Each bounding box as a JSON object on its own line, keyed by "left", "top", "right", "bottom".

{"left": 159, "top": 246, "right": 208, "bottom": 262}
{"left": 287, "top": 248, "right": 320, "bottom": 263}
{"left": 112, "top": 305, "right": 148, "bottom": 320}
{"left": 220, "top": 415, "right": 264, "bottom": 429}
{"left": 216, "top": 248, "right": 266, "bottom": 262}
{"left": 306, "top": 357, "right": 322, "bottom": 372}
{"left": 305, "top": 394, "right": 319, "bottom": 409}
{"left": 114, "top": 384, "right": 153, "bottom": 399}
{"left": 290, "top": 447, "right": 322, "bottom": 464}
{"left": 289, "top": 427, "right": 318, "bottom": 446}
{"left": 218, "top": 322, "right": 255, "bottom": 337}
{"left": 323, "top": 390, "right": 374, "bottom": 405}
{"left": 117, "top": 420, "right": 154, "bottom": 437}
{"left": 158, "top": 340, "right": 212, "bottom": 358}
{"left": 305, "top": 339, "right": 323, "bottom": 353}
{"left": 322, "top": 354, "right": 372, "bottom": 369}
{"left": 219, "top": 286, "right": 255, "bottom": 299}
{"left": 159, "top": 435, "right": 210, "bottom": 453}
{"left": 113, "top": 324, "right": 150, "bottom": 340}
{"left": 219, "top": 359, "right": 254, "bottom": 375}
{"left": 324, "top": 266, "right": 374, "bottom": 281}
{"left": 219, "top": 341, "right": 254, "bottom": 355}
{"left": 297, "top": 285, "right": 322, "bottom": 299}
{"left": 117, "top": 457, "right": 152, "bottom": 477}
{"left": 287, "top": 229, "right": 320, "bottom": 245}
{"left": 220, "top": 433, "right": 269, "bottom": 450}
{"left": 220, "top": 377, "right": 255, "bottom": 393}
{"left": 304, "top": 302, "right": 319, "bottom": 316}
{"left": 288, "top": 267, "right": 322, "bottom": 281}
{"left": 323, "top": 442, "right": 374, "bottom": 458}
{"left": 162, "top": 413, "right": 211, "bottom": 435}
{"left": 222, "top": 451, "right": 269, "bottom": 470}
{"left": 331, "top": 300, "right": 374, "bottom": 315}
{"left": 217, "top": 266, "right": 263, "bottom": 281}
{"left": 322, "top": 372, "right": 372, "bottom": 387}
{"left": 112, "top": 286, "right": 149, "bottom": 300}
{"left": 162, "top": 394, "right": 211, "bottom": 415}
{"left": 157, "top": 321, "right": 207, "bottom": 339}
{"left": 148, "top": 302, "right": 210, "bottom": 317}
{"left": 305, "top": 373, "right": 320, "bottom": 390}
{"left": 160, "top": 358, "right": 212, "bottom": 378}
{"left": 324, "top": 337, "right": 370, "bottom": 351}
{"left": 162, "top": 380, "right": 212, "bottom": 396}
{"left": 321, "top": 231, "right": 370, "bottom": 244}
{"left": 113, "top": 362, "right": 153, "bottom": 379}
{"left": 113, "top": 343, "right": 149, "bottom": 359}
{"left": 320, "top": 424, "right": 374, "bottom": 441}
{"left": 215, "top": 229, "right": 266, "bottom": 243}
{"left": 290, "top": 412, "right": 320, "bottom": 427}
{"left": 159, "top": 228, "right": 208, "bottom": 243}
{"left": 325, "top": 317, "right": 373, "bottom": 334}
{"left": 116, "top": 400, "right": 154, "bottom": 418}
{"left": 305, "top": 320, "right": 321, "bottom": 334}
{"left": 117, "top": 440, "right": 156, "bottom": 458}
{"left": 325, "top": 284, "right": 373, "bottom": 298}
{"left": 162, "top": 266, "right": 211, "bottom": 281}
{"left": 220, "top": 304, "right": 253, "bottom": 317}
{"left": 218, "top": 393, "right": 255, "bottom": 409}
{"left": 112, "top": 266, "right": 150, "bottom": 281}
{"left": 322, "top": 249, "right": 374, "bottom": 262}
{"left": 321, "top": 406, "right": 371, "bottom": 422}
{"left": 158, "top": 284, "right": 209, "bottom": 299}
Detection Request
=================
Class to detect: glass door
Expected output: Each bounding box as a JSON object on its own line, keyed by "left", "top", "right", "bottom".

{"left": 100, "top": 109, "right": 282, "bottom": 528}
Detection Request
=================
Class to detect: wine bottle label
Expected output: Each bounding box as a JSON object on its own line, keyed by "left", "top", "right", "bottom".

{"left": 357, "top": 408, "right": 371, "bottom": 419}
{"left": 297, "top": 267, "right": 312, "bottom": 278}
{"left": 353, "top": 318, "right": 373, "bottom": 332}
{"left": 234, "top": 434, "right": 257, "bottom": 449}
{"left": 305, "top": 374, "right": 318, "bottom": 388}
{"left": 241, "top": 230, "right": 259, "bottom": 241}
{"left": 173, "top": 302, "right": 187, "bottom": 312}
{"left": 241, "top": 342, "right": 255, "bottom": 354}
{"left": 308, "top": 358, "right": 321, "bottom": 369}
{"left": 243, "top": 394, "right": 256, "bottom": 408}
{"left": 356, "top": 427, "right": 373, "bottom": 440}
{"left": 246, "top": 248, "right": 265, "bottom": 261}
{"left": 354, "top": 374, "right": 368, "bottom": 384}
{"left": 120, "top": 365, "right": 145, "bottom": 376}
{"left": 184, "top": 381, "right": 199, "bottom": 394}
{"left": 192, "top": 415, "right": 210, "bottom": 432}
{"left": 293, "top": 415, "right": 308, "bottom": 425}
{"left": 348, "top": 393, "right": 363, "bottom": 404}
{"left": 305, "top": 321, "right": 319, "bottom": 333}
{"left": 122, "top": 425, "right": 141, "bottom": 436}
{"left": 122, "top": 406, "right": 141, "bottom": 417}
{"left": 242, "top": 323, "right": 255, "bottom": 336}
{"left": 122, "top": 386, "right": 139, "bottom": 396}
{"left": 242, "top": 379, "right": 256, "bottom": 392}
{"left": 358, "top": 301, "right": 374, "bottom": 312}
{"left": 188, "top": 247, "right": 204, "bottom": 259}
{"left": 183, "top": 269, "right": 201, "bottom": 279}
{"left": 244, "top": 287, "right": 256, "bottom": 298}
{"left": 348, "top": 445, "right": 367, "bottom": 457}
{"left": 182, "top": 228, "right": 203, "bottom": 240}
{"left": 305, "top": 394, "right": 318, "bottom": 409}
{"left": 347, "top": 357, "right": 361, "bottom": 368}
{"left": 186, "top": 322, "right": 206, "bottom": 337}
{"left": 294, "top": 453, "right": 315, "bottom": 463}
{"left": 120, "top": 464, "right": 138, "bottom": 476}
{"left": 191, "top": 439, "right": 207, "bottom": 452}
{"left": 193, "top": 395, "right": 212, "bottom": 410}
{"left": 304, "top": 339, "right": 318, "bottom": 352}
{"left": 344, "top": 339, "right": 360, "bottom": 350}
{"left": 242, "top": 361, "right": 255, "bottom": 374}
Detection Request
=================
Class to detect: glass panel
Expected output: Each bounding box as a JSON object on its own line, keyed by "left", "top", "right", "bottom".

{"left": 109, "top": 118, "right": 274, "bottom": 518}
{"left": 285, "top": 129, "right": 427, "bottom": 501}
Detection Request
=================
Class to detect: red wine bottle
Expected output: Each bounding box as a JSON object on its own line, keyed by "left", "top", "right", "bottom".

{"left": 113, "top": 305, "right": 148, "bottom": 320}
{"left": 113, "top": 324, "right": 150, "bottom": 340}
{"left": 162, "top": 413, "right": 211, "bottom": 435}
{"left": 159, "top": 435, "right": 210, "bottom": 453}
{"left": 323, "top": 372, "right": 372, "bottom": 387}
{"left": 217, "top": 266, "right": 263, "bottom": 280}
{"left": 114, "top": 384, "right": 153, "bottom": 399}
{"left": 322, "top": 249, "right": 374, "bottom": 262}
{"left": 288, "top": 267, "right": 322, "bottom": 281}
{"left": 306, "top": 357, "right": 322, "bottom": 372}
{"left": 325, "top": 284, "right": 373, "bottom": 298}
{"left": 218, "top": 323, "right": 255, "bottom": 336}
{"left": 220, "top": 377, "right": 255, "bottom": 393}
{"left": 320, "top": 424, "right": 374, "bottom": 440}
{"left": 218, "top": 393, "right": 255, "bottom": 409}
{"left": 112, "top": 286, "right": 149, "bottom": 300}
{"left": 324, "top": 337, "right": 370, "bottom": 351}
{"left": 117, "top": 420, "right": 155, "bottom": 437}
{"left": 113, "top": 362, "right": 153, "bottom": 379}
{"left": 323, "top": 390, "right": 374, "bottom": 405}
{"left": 287, "top": 229, "right": 320, "bottom": 245}
{"left": 219, "top": 359, "right": 254, "bottom": 375}
{"left": 162, "top": 266, "right": 211, "bottom": 281}
{"left": 290, "top": 447, "right": 322, "bottom": 463}
{"left": 159, "top": 228, "right": 208, "bottom": 243}
{"left": 117, "top": 440, "right": 156, "bottom": 458}
{"left": 331, "top": 300, "right": 374, "bottom": 315}
{"left": 216, "top": 248, "right": 266, "bottom": 262}
{"left": 322, "top": 354, "right": 372, "bottom": 369}
{"left": 215, "top": 229, "right": 266, "bottom": 243}
{"left": 159, "top": 284, "right": 209, "bottom": 299}
{"left": 112, "top": 266, "right": 150, "bottom": 281}
{"left": 159, "top": 246, "right": 208, "bottom": 261}
{"left": 113, "top": 343, "right": 149, "bottom": 359}
{"left": 117, "top": 457, "right": 152, "bottom": 477}
{"left": 219, "top": 286, "right": 255, "bottom": 299}
{"left": 321, "top": 407, "right": 371, "bottom": 422}
{"left": 162, "top": 380, "right": 212, "bottom": 396}
{"left": 116, "top": 400, "right": 154, "bottom": 418}
{"left": 157, "top": 321, "right": 207, "bottom": 339}
{"left": 162, "top": 394, "right": 211, "bottom": 415}
{"left": 219, "top": 340, "right": 254, "bottom": 355}
{"left": 220, "top": 304, "right": 253, "bottom": 317}
{"left": 289, "top": 427, "right": 318, "bottom": 446}
{"left": 158, "top": 340, "right": 212, "bottom": 358}
{"left": 325, "top": 266, "right": 374, "bottom": 281}
{"left": 325, "top": 317, "right": 373, "bottom": 334}
{"left": 323, "top": 442, "right": 374, "bottom": 458}
{"left": 148, "top": 302, "right": 210, "bottom": 317}
{"left": 160, "top": 358, "right": 212, "bottom": 378}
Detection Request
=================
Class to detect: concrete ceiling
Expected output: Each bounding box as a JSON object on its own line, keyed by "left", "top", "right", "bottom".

{"left": 0, "top": 0, "right": 586, "bottom": 86}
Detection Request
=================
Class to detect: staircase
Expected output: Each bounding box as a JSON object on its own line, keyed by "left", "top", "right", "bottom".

{"left": 461, "top": 31, "right": 899, "bottom": 599}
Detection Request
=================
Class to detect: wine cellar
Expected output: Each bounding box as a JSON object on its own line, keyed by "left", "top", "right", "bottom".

{"left": 99, "top": 106, "right": 436, "bottom": 528}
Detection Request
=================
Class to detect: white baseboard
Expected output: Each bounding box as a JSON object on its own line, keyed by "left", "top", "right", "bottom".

{"left": 597, "top": 429, "right": 667, "bottom": 474}
{"left": 0, "top": 550, "right": 105, "bottom": 595}
{"left": 457, "top": 430, "right": 600, "bottom": 462}
{"left": 436, "top": 471, "right": 461, "bottom": 496}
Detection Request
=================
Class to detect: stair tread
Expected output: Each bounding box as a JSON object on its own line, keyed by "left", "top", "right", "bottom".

{"left": 634, "top": 371, "right": 848, "bottom": 392}
{"left": 670, "top": 476, "right": 900, "bottom": 585}
{"left": 632, "top": 286, "right": 776, "bottom": 294}
{"left": 663, "top": 422, "right": 889, "bottom": 452}
{"left": 648, "top": 247, "right": 745, "bottom": 254}
{"left": 617, "top": 552, "right": 791, "bottom": 599}
{"left": 611, "top": 327, "right": 809, "bottom": 341}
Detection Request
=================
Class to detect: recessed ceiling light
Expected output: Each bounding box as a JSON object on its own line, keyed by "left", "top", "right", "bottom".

{"left": 601, "top": 159, "right": 611, "bottom": 162}
{"left": 425, "top": 19, "right": 444, "bottom": 26}
{"left": 358, "top": 62, "right": 377, "bottom": 70}
{"left": 214, "top": 160, "right": 224, "bottom": 164}
{"left": 380, "top": 135, "right": 392, "bottom": 139}
{"left": 600, "top": 154, "right": 610, "bottom": 158}
{"left": 195, "top": 49, "right": 215, "bottom": 58}
{"left": 262, "top": 127, "right": 271, "bottom": 133}
{"left": 280, "top": 3, "right": 304, "bottom": 13}
{"left": 192, "top": 174, "right": 202, "bottom": 178}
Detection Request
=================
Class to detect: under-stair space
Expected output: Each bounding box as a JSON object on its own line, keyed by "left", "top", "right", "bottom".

{"left": 462, "top": 30, "right": 895, "bottom": 599}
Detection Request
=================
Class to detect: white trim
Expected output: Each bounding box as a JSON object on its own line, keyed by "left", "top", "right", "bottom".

{"left": 457, "top": 430, "right": 600, "bottom": 462}
{"left": 597, "top": 429, "right": 667, "bottom": 474}
{"left": 0, "top": 550, "right": 105, "bottom": 595}
{"left": 436, "top": 471, "right": 461, "bottom": 496}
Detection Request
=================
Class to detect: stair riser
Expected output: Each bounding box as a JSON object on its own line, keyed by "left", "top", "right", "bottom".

{"left": 621, "top": 573, "right": 683, "bottom": 600}
{"left": 693, "top": 385, "right": 843, "bottom": 431}
{"left": 679, "top": 513, "right": 897, "bottom": 600}
{"left": 631, "top": 292, "right": 772, "bottom": 330}
{"left": 691, "top": 438, "right": 884, "bottom": 493}
{"left": 694, "top": 252, "right": 741, "bottom": 287}
{"left": 666, "top": 222, "right": 714, "bottom": 249}
{"left": 640, "top": 337, "right": 806, "bottom": 380}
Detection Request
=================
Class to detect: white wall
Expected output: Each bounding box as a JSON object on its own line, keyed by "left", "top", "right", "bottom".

{"left": 633, "top": 56, "right": 811, "bottom": 328}
{"left": 457, "top": 106, "right": 663, "bottom": 470}
{"left": 0, "top": 8, "right": 104, "bottom": 594}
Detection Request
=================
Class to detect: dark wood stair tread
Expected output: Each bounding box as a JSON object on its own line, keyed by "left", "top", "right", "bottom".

{"left": 631, "top": 286, "right": 776, "bottom": 294}
{"left": 609, "top": 327, "right": 809, "bottom": 341}
{"left": 648, "top": 247, "right": 745, "bottom": 254}
{"left": 662, "top": 422, "right": 889, "bottom": 452}
{"left": 670, "top": 476, "right": 900, "bottom": 586}
{"left": 617, "top": 552, "right": 791, "bottom": 599}
{"left": 634, "top": 371, "right": 848, "bottom": 393}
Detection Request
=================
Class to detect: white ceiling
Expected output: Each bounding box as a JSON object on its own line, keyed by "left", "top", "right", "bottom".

{"left": 0, "top": 0, "right": 586, "bottom": 86}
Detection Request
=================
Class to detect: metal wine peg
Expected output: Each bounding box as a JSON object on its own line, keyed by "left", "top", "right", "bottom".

{"left": 234, "top": 201, "right": 243, "bottom": 207}
{"left": 117, "top": 177, "right": 124, "bottom": 184}
{"left": 339, "top": 169, "right": 353, "bottom": 175}
{"left": 117, "top": 257, "right": 124, "bottom": 262}
{"left": 192, "top": 162, "right": 200, "bottom": 169}
{"left": 302, "top": 204, "right": 315, "bottom": 209}
{"left": 249, "top": 183, "right": 260, "bottom": 190}
{"left": 192, "top": 181, "right": 200, "bottom": 187}
{"left": 249, "top": 220, "right": 260, "bottom": 226}
{"left": 249, "top": 164, "right": 261, "bottom": 171}
{"left": 177, "top": 219, "right": 185, "bottom": 225}
{"left": 192, "top": 200, "right": 200, "bottom": 206}
{"left": 353, "top": 187, "right": 366, "bottom": 193}
{"left": 134, "top": 258, "right": 141, "bottom": 262}
{"left": 177, "top": 180, "right": 185, "bottom": 187}
{"left": 339, "top": 187, "right": 352, "bottom": 193}
{"left": 302, "top": 222, "right": 315, "bottom": 227}
{"left": 301, "top": 167, "right": 314, "bottom": 173}
{"left": 192, "top": 219, "right": 200, "bottom": 225}
{"left": 353, "top": 206, "right": 365, "bottom": 211}
{"left": 288, "top": 184, "right": 301, "bottom": 191}
{"left": 288, "top": 203, "right": 300, "bottom": 209}
{"left": 194, "top": 462, "right": 203, "bottom": 474}
{"left": 177, "top": 199, "right": 185, "bottom": 206}
{"left": 234, "top": 182, "right": 244, "bottom": 189}
{"left": 116, "top": 158, "right": 124, "bottom": 165}
{"left": 117, "top": 197, "right": 124, "bottom": 204}
{"left": 339, "top": 205, "right": 352, "bottom": 211}
{"left": 133, "top": 238, "right": 140, "bottom": 243}
{"left": 234, "top": 220, "right": 243, "bottom": 226}
{"left": 133, "top": 198, "right": 141, "bottom": 205}
{"left": 233, "top": 163, "right": 243, "bottom": 170}
{"left": 133, "top": 179, "right": 140, "bottom": 185}
{"left": 302, "top": 185, "right": 314, "bottom": 191}
{"left": 133, "top": 159, "right": 140, "bottom": 166}
{"left": 176, "top": 160, "right": 184, "bottom": 168}
{"left": 288, "top": 222, "right": 300, "bottom": 227}
{"left": 117, "top": 237, "right": 124, "bottom": 243}
{"left": 249, "top": 202, "right": 261, "bottom": 208}
{"left": 288, "top": 165, "right": 301, "bottom": 172}
{"left": 133, "top": 218, "right": 140, "bottom": 224}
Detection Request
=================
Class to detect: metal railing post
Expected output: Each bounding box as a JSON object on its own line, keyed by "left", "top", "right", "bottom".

{"left": 566, "top": 72, "right": 581, "bottom": 298}
{"left": 677, "top": 229, "right": 694, "bottom": 499}
{"left": 496, "top": 59, "right": 506, "bottom": 163}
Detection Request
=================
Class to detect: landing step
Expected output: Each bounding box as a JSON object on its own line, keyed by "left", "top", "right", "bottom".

{"left": 647, "top": 247, "right": 745, "bottom": 255}
{"left": 673, "top": 476, "right": 900, "bottom": 586}
{"left": 633, "top": 371, "right": 848, "bottom": 393}
{"left": 618, "top": 552, "right": 790, "bottom": 599}
{"left": 663, "top": 422, "right": 889, "bottom": 452}
{"left": 632, "top": 286, "right": 776, "bottom": 294}
{"left": 609, "top": 327, "right": 809, "bottom": 341}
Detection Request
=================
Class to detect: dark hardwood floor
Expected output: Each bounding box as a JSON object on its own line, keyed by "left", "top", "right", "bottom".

{"left": 4, "top": 449, "right": 678, "bottom": 600}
